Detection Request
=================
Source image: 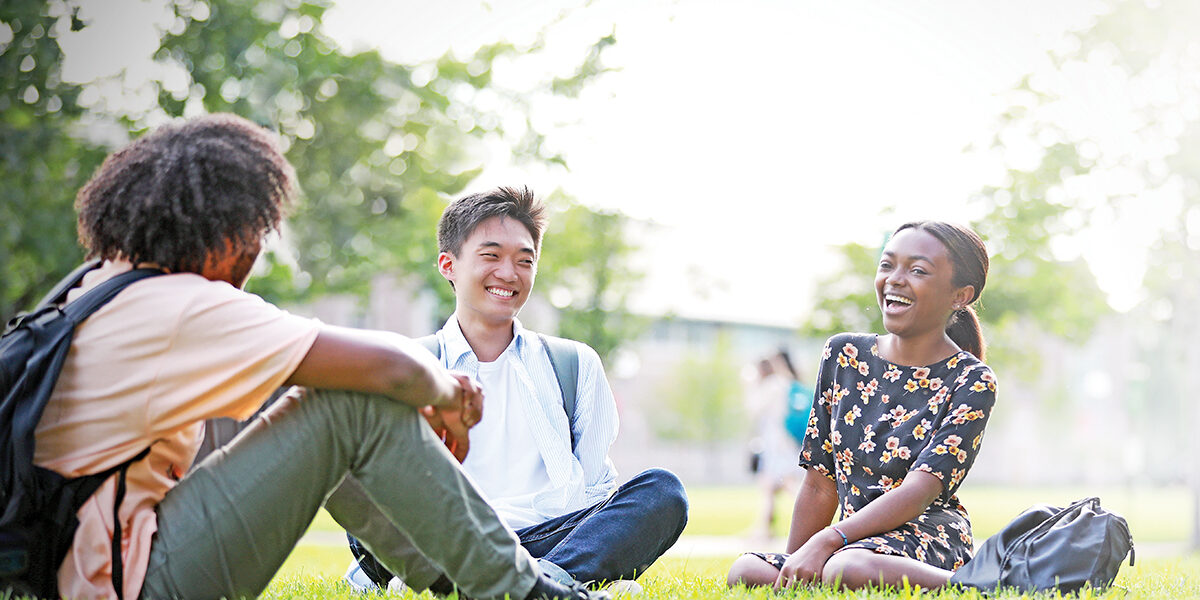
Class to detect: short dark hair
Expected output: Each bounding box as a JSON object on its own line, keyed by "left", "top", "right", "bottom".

{"left": 437, "top": 186, "right": 547, "bottom": 256}
{"left": 76, "top": 113, "right": 296, "bottom": 274}
{"left": 894, "top": 220, "right": 990, "bottom": 360}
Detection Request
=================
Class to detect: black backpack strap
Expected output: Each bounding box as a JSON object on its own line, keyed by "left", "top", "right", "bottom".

{"left": 55, "top": 446, "right": 152, "bottom": 600}
{"left": 415, "top": 334, "right": 440, "bottom": 359}
{"left": 4, "top": 260, "right": 104, "bottom": 335}
{"left": 35, "top": 265, "right": 160, "bottom": 599}
{"left": 11, "top": 266, "right": 166, "bottom": 466}
{"left": 69, "top": 270, "right": 162, "bottom": 600}
{"left": 61, "top": 267, "right": 165, "bottom": 325}
{"left": 32, "top": 259, "right": 102, "bottom": 311}
{"left": 537, "top": 334, "right": 579, "bottom": 451}
{"left": 109, "top": 453, "right": 144, "bottom": 600}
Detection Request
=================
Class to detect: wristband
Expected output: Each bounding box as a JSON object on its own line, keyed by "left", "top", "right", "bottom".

{"left": 829, "top": 525, "right": 849, "bottom": 547}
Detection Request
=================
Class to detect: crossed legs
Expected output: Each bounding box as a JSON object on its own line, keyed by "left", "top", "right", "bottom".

{"left": 349, "top": 467, "right": 689, "bottom": 589}
{"left": 140, "top": 388, "right": 538, "bottom": 600}
{"left": 727, "top": 549, "right": 952, "bottom": 590}
{"left": 517, "top": 468, "right": 688, "bottom": 584}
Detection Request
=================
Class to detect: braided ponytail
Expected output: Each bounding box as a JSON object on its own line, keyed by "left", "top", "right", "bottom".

{"left": 946, "top": 306, "right": 985, "bottom": 361}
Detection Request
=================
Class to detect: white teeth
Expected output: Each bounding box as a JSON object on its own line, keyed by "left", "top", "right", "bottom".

{"left": 487, "top": 287, "right": 515, "bottom": 298}
{"left": 885, "top": 294, "right": 912, "bottom": 305}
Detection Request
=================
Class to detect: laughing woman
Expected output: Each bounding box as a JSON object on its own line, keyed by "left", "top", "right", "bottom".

{"left": 727, "top": 221, "right": 997, "bottom": 591}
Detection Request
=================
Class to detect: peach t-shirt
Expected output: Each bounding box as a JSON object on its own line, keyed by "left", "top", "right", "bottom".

{"left": 33, "top": 261, "right": 321, "bottom": 600}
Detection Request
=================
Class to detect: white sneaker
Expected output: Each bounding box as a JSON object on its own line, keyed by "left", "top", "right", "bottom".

{"left": 387, "top": 577, "right": 409, "bottom": 593}
{"left": 343, "top": 561, "right": 380, "bottom": 593}
{"left": 605, "top": 580, "right": 643, "bottom": 597}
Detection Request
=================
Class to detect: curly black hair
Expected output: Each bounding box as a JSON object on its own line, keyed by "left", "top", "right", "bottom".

{"left": 76, "top": 113, "right": 296, "bottom": 273}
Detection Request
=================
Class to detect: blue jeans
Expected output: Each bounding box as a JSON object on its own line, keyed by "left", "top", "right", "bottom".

{"left": 350, "top": 468, "right": 688, "bottom": 587}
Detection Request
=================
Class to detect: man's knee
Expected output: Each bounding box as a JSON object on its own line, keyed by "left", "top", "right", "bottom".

{"left": 304, "top": 388, "right": 422, "bottom": 433}
{"left": 632, "top": 468, "right": 688, "bottom": 530}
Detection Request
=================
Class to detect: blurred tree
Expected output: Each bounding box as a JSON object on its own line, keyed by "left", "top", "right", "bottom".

{"left": 1, "top": 0, "right": 640, "bottom": 360}
{"left": 0, "top": 0, "right": 107, "bottom": 321}
{"left": 540, "top": 192, "right": 645, "bottom": 362}
{"left": 799, "top": 205, "right": 1110, "bottom": 377}
{"left": 800, "top": 241, "right": 883, "bottom": 343}
{"left": 652, "top": 331, "right": 744, "bottom": 476}
{"left": 968, "top": 141, "right": 1112, "bottom": 374}
{"left": 965, "top": 0, "right": 1200, "bottom": 545}
{"left": 1063, "top": 0, "right": 1200, "bottom": 547}
{"left": 152, "top": 0, "right": 609, "bottom": 306}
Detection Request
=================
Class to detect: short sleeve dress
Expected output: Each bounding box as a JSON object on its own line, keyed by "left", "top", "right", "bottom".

{"left": 764, "top": 332, "right": 997, "bottom": 571}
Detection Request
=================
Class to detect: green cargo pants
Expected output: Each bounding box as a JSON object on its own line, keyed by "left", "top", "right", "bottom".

{"left": 139, "top": 388, "right": 539, "bottom": 599}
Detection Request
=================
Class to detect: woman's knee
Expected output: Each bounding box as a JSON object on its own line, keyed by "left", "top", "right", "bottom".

{"left": 821, "top": 549, "right": 879, "bottom": 589}
{"left": 726, "top": 554, "right": 778, "bottom": 588}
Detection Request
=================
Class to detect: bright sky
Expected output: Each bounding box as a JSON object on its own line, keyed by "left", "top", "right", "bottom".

{"left": 324, "top": 0, "right": 1166, "bottom": 325}
{"left": 56, "top": 0, "right": 1172, "bottom": 325}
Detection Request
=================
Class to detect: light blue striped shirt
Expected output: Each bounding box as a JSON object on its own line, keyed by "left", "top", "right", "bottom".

{"left": 433, "top": 315, "right": 620, "bottom": 520}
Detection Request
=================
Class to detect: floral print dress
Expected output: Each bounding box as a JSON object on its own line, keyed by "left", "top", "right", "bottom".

{"left": 789, "top": 332, "right": 997, "bottom": 570}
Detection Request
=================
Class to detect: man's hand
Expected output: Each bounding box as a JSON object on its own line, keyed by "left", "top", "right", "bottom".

{"left": 421, "top": 372, "right": 483, "bottom": 462}
{"left": 774, "top": 528, "right": 841, "bottom": 590}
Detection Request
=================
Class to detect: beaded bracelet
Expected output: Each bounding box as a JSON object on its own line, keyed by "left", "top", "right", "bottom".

{"left": 829, "top": 525, "right": 849, "bottom": 547}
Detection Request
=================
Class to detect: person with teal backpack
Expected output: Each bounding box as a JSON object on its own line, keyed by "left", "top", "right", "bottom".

{"left": 745, "top": 351, "right": 805, "bottom": 541}
{"left": 779, "top": 350, "right": 814, "bottom": 445}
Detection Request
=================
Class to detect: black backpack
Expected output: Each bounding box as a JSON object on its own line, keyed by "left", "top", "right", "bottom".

{"left": 950, "top": 496, "right": 1135, "bottom": 594}
{"left": 0, "top": 260, "right": 163, "bottom": 599}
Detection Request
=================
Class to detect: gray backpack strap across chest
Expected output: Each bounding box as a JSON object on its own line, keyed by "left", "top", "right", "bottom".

{"left": 414, "top": 333, "right": 580, "bottom": 448}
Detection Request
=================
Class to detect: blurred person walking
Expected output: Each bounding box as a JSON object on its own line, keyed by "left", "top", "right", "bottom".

{"left": 744, "top": 353, "right": 802, "bottom": 541}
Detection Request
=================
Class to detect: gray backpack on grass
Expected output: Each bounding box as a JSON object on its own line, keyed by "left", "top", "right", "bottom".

{"left": 950, "top": 496, "right": 1134, "bottom": 594}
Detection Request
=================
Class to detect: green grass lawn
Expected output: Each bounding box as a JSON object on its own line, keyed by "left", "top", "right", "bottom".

{"left": 265, "top": 554, "right": 1200, "bottom": 599}
{"left": 683, "top": 483, "right": 1194, "bottom": 543}
{"left": 264, "top": 484, "right": 1199, "bottom": 599}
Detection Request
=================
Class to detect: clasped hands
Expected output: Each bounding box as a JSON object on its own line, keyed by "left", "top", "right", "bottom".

{"left": 420, "top": 371, "right": 483, "bottom": 463}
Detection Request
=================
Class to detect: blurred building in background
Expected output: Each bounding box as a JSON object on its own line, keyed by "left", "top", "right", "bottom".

{"left": 286, "top": 273, "right": 1173, "bottom": 490}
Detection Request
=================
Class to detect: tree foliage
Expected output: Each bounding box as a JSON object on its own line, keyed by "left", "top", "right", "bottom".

{"left": 153, "top": 0, "right": 580, "bottom": 305}
{"left": 800, "top": 103, "right": 1113, "bottom": 376}
{"left": 1, "top": 0, "right": 641, "bottom": 359}
{"left": 800, "top": 242, "right": 883, "bottom": 343}
{"left": 0, "top": 0, "right": 105, "bottom": 320}
{"left": 1050, "top": 0, "right": 1200, "bottom": 536}
{"left": 652, "top": 332, "right": 744, "bottom": 445}
{"left": 540, "top": 193, "right": 645, "bottom": 361}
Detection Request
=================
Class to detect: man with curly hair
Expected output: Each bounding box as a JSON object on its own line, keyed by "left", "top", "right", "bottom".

{"left": 31, "top": 114, "right": 608, "bottom": 600}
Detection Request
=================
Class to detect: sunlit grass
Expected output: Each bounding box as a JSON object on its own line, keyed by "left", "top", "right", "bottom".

{"left": 269, "top": 484, "right": 1196, "bottom": 598}
{"left": 266, "top": 554, "right": 1200, "bottom": 599}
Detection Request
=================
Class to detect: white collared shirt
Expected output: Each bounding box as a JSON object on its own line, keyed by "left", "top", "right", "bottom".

{"left": 434, "top": 315, "right": 620, "bottom": 523}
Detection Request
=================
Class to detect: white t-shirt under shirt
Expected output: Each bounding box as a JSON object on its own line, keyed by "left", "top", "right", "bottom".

{"left": 461, "top": 353, "right": 555, "bottom": 530}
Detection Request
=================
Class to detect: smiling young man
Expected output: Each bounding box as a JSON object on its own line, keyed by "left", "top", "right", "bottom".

{"left": 347, "top": 186, "right": 688, "bottom": 594}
